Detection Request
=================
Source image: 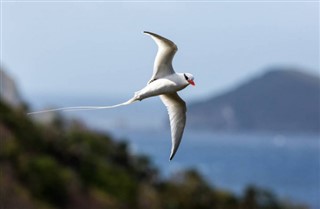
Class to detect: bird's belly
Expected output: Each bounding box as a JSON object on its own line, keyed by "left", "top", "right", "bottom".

{"left": 135, "top": 79, "right": 186, "bottom": 100}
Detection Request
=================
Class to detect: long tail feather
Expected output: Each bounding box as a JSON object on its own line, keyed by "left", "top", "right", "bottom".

{"left": 27, "top": 97, "right": 137, "bottom": 115}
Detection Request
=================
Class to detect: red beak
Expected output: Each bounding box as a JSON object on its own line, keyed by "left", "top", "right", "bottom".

{"left": 188, "top": 80, "right": 195, "bottom": 86}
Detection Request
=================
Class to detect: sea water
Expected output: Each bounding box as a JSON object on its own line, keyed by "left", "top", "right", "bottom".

{"left": 113, "top": 130, "right": 320, "bottom": 209}
{"left": 28, "top": 95, "right": 320, "bottom": 208}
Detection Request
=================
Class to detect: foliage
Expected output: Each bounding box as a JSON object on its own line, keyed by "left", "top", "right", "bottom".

{"left": 0, "top": 101, "right": 308, "bottom": 209}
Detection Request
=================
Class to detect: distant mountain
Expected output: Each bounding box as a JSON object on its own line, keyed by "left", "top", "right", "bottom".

{"left": 0, "top": 69, "right": 23, "bottom": 108}
{"left": 188, "top": 69, "right": 320, "bottom": 133}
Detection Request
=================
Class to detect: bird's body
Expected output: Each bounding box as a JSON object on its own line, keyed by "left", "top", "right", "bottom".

{"left": 134, "top": 73, "right": 189, "bottom": 101}
{"left": 28, "top": 31, "right": 195, "bottom": 160}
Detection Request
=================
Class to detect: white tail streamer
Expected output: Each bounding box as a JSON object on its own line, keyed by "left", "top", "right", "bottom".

{"left": 27, "top": 97, "right": 137, "bottom": 115}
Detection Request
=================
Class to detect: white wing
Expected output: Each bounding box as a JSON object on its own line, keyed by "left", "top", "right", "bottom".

{"left": 160, "top": 93, "right": 187, "bottom": 160}
{"left": 144, "top": 31, "right": 178, "bottom": 83}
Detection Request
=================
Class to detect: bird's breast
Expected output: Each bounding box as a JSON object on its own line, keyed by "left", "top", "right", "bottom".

{"left": 136, "top": 78, "right": 186, "bottom": 100}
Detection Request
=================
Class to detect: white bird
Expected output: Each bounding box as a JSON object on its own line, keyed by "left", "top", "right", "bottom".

{"left": 28, "top": 31, "right": 195, "bottom": 160}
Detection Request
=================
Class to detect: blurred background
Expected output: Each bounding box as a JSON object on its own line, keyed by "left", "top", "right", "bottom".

{"left": 1, "top": 1, "right": 319, "bottom": 209}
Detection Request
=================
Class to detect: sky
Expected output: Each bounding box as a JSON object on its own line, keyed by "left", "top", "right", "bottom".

{"left": 1, "top": 1, "right": 319, "bottom": 102}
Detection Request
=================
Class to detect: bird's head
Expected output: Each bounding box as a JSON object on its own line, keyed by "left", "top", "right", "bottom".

{"left": 184, "top": 73, "right": 195, "bottom": 86}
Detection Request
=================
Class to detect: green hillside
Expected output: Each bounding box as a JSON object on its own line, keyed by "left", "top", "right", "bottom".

{"left": 0, "top": 101, "right": 308, "bottom": 209}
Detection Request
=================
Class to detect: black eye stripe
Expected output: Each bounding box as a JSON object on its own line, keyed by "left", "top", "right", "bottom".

{"left": 184, "top": 74, "right": 189, "bottom": 80}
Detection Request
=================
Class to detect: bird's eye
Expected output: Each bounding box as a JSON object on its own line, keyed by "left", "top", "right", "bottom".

{"left": 184, "top": 74, "right": 189, "bottom": 80}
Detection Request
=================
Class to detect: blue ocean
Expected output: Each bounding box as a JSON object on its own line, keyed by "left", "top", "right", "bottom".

{"left": 112, "top": 130, "right": 320, "bottom": 209}
{"left": 29, "top": 95, "right": 320, "bottom": 209}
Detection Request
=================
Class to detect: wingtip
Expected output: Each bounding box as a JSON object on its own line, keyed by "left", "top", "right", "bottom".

{"left": 143, "top": 31, "right": 152, "bottom": 36}
{"left": 169, "top": 152, "right": 175, "bottom": 161}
